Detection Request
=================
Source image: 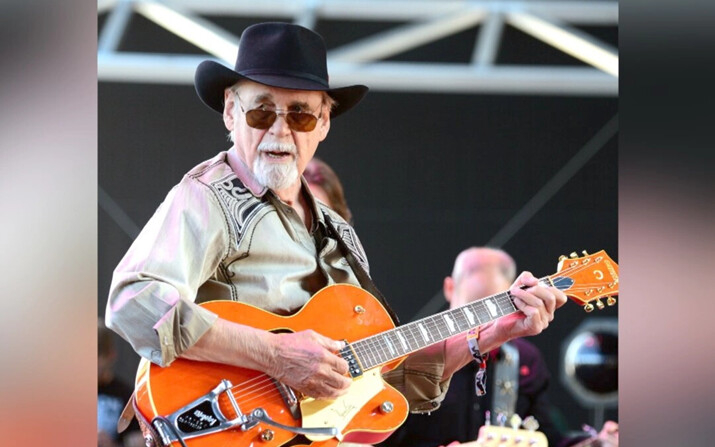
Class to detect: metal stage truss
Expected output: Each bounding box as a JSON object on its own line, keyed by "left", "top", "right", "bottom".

{"left": 98, "top": 0, "right": 618, "bottom": 96}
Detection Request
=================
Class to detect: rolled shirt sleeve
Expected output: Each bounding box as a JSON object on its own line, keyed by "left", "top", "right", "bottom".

{"left": 382, "top": 341, "right": 453, "bottom": 413}
{"left": 105, "top": 176, "right": 228, "bottom": 366}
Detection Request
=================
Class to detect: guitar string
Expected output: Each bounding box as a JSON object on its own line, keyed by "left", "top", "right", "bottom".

{"left": 216, "top": 260, "right": 618, "bottom": 410}
{"left": 354, "top": 281, "right": 544, "bottom": 368}
{"left": 347, "top": 264, "right": 617, "bottom": 370}
{"left": 353, "top": 277, "right": 551, "bottom": 367}
{"left": 350, "top": 262, "right": 618, "bottom": 368}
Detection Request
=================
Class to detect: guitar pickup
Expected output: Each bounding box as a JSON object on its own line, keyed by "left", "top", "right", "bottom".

{"left": 340, "top": 342, "right": 364, "bottom": 378}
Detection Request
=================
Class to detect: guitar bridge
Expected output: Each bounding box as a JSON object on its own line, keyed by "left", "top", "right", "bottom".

{"left": 150, "top": 379, "right": 340, "bottom": 446}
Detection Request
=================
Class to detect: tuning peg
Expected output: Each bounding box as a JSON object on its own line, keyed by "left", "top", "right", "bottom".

{"left": 559, "top": 255, "right": 567, "bottom": 261}
{"left": 510, "top": 414, "right": 522, "bottom": 430}
{"left": 584, "top": 303, "right": 594, "bottom": 312}
{"left": 595, "top": 299, "right": 605, "bottom": 310}
{"left": 497, "top": 413, "right": 507, "bottom": 427}
{"left": 569, "top": 252, "right": 578, "bottom": 258}
{"left": 582, "top": 250, "right": 589, "bottom": 256}
{"left": 522, "top": 416, "right": 540, "bottom": 432}
{"left": 607, "top": 296, "right": 617, "bottom": 306}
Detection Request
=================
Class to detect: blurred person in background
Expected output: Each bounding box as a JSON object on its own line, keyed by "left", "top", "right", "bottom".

{"left": 303, "top": 157, "right": 353, "bottom": 224}
{"left": 98, "top": 319, "right": 144, "bottom": 447}
{"left": 380, "top": 247, "right": 618, "bottom": 447}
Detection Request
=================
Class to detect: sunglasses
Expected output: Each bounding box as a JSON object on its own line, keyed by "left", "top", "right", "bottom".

{"left": 236, "top": 96, "right": 322, "bottom": 132}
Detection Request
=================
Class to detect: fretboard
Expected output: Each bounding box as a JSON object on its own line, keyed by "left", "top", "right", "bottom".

{"left": 344, "top": 276, "right": 571, "bottom": 371}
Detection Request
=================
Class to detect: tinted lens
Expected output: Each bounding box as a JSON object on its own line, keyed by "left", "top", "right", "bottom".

{"left": 245, "top": 109, "right": 277, "bottom": 129}
{"left": 244, "top": 108, "right": 318, "bottom": 132}
{"left": 285, "top": 112, "right": 318, "bottom": 132}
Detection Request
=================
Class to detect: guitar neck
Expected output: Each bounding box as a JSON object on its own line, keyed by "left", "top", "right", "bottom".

{"left": 347, "top": 276, "right": 572, "bottom": 371}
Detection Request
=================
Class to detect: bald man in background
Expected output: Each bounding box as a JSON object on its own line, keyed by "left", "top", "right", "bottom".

{"left": 380, "top": 247, "right": 618, "bottom": 447}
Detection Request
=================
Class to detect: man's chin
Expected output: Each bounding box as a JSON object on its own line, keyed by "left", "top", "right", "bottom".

{"left": 262, "top": 174, "right": 300, "bottom": 191}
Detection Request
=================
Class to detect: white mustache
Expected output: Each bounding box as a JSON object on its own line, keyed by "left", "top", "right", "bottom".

{"left": 257, "top": 142, "right": 297, "bottom": 154}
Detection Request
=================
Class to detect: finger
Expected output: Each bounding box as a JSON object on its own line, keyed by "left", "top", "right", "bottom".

{"left": 314, "top": 332, "right": 346, "bottom": 352}
{"left": 529, "top": 286, "right": 557, "bottom": 319}
{"left": 316, "top": 372, "right": 351, "bottom": 398}
{"left": 513, "top": 271, "right": 538, "bottom": 288}
{"left": 512, "top": 296, "right": 542, "bottom": 324}
{"left": 512, "top": 294, "right": 547, "bottom": 334}
{"left": 328, "top": 352, "right": 349, "bottom": 375}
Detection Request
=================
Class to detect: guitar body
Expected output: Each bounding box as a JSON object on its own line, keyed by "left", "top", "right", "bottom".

{"left": 134, "top": 284, "right": 409, "bottom": 447}
{"left": 132, "top": 250, "right": 619, "bottom": 447}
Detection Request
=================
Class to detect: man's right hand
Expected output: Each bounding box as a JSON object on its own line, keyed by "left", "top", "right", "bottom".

{"left": 182, "top": 319, "right": 351, "bottom": 400}
{"left": 266, "top": 330, "right": 351, "bottom": 399}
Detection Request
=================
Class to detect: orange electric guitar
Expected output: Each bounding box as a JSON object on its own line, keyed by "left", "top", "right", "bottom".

{"left": 133, "top": 250, "right": 618, "bottom": 447}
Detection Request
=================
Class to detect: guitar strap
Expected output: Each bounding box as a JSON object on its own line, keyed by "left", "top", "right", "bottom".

{"left": 489, "top": 341, "right": 520, "bottom": 424}
{"left": 321, "top": 212, "right": 400, "bottom": 326}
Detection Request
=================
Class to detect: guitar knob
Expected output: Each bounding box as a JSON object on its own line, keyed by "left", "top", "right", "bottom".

{"left": 260, "top": 429, "right": 275, "bottom": 442}
{"left": 380, "top": 401, "right": 394, "bottom": 414}
{"left": 582, "top": 250, "right": 589, "bottom": 256}
{"left": 595, "top": 299, "right": 605, "bottom": 310}
{"left": 558, "top": 255, "right": 567, "bottom": 261}
{"left": 607, "top": 296, "right": 617, "bottom": 306}
{"left": 569, "top": 252, "right": 578, "bottom": 258}
{"left": 354, "top": 305, "right": 366, "bottom": 314}
{"left": 584, "top": 303, "right": 594, "bottom": 313}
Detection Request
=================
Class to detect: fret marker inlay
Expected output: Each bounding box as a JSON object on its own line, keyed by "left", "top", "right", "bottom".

{"left": 396, "top": 331, "right": 409, "bottom": 351}
{"left": 463, "top": 307, "right": 476, "bottom": 325}
{"left": 384, "top": 335, "right": 396, "bottom": 355}
{"left": 443, "top": 314, "right": 456, "bottom": 333}
{"left": 485, "top": 298, "right": 498, "bottom": 317}
{"left": 418, "top": 323, "right": 430, "bottom": 342}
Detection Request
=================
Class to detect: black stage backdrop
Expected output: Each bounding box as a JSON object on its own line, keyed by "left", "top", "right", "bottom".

{"left": 99, "top": 15, "right": 618, "bottom": 436}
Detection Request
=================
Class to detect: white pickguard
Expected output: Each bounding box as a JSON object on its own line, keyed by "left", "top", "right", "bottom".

{"left": 300, "top": 368, "right": 385, "bottom": 441}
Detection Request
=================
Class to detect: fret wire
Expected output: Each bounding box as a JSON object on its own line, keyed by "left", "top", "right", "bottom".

{"left": 452, "top": 310, "right": 468, "bottom": 332}
{"left": 429, "top": 318, "right": 446, "bottom": 341}
{"left": 453, "top": 309, "right": 472, "bottom": 332}
{"left": 441, "top": 311, "right": 458, "bottom": 335}
{"left": 354, "top": 341, "right": 371, "bottom": 368}
{"left": 396, "top": 327, "right": 411, "bottom": 354}
{"left": 393, "top": 325, "right": 411, "bottom": 355}
{"left": 407, "top": 323, "right": 422, "bottom": 350}
{"left": 425, "top": 316, "right": 441, "bottom": 341}
{"left": 364, "top": 335, "right": 384, "bottom": 367}
{"left": 387, "top": 331, "right": 402, "bottom": 357}
{"left": 357, "top": 339, "right": 377, "bottom": 369}
{"left": 352, "top": 278, "right": 556, "bottom": 370}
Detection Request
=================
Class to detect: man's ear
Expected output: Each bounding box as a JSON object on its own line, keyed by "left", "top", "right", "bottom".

{"left": 223, "top": 88, "right": 235, "bottom": 131}
{"left": 443, "top": 276, "right": 454, "bottom": 304}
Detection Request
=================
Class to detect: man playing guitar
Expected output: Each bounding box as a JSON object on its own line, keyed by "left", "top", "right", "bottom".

{"left": 105, "top": 22, "right": 566, "bottom": 446}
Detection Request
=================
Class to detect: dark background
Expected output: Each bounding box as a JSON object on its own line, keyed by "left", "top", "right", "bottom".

{"left": 98, "top": 13, "right": 618, "bottom": 436}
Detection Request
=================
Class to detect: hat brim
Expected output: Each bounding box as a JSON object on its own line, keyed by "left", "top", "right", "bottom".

{"left": 195, "top": 60, "right": 368, "bottom": 119}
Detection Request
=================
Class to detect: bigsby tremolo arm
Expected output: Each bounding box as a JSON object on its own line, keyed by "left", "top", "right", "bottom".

{"left": 150, "top": 379, "right": 339, "bottom": 446}
{"left": 250, "top": 408, "right": 339, "bottom": 438}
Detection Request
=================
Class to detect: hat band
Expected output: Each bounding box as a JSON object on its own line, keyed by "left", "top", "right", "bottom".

{"left": 238, "top": 68, "right": 329, "bottom": 88}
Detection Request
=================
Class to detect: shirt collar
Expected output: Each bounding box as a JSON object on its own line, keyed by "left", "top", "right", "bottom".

{"left": 226, "top": 147, "right": 325, "bottom": 229}
{"left": 226, "top": 146, "right": 268, "bottom": 197}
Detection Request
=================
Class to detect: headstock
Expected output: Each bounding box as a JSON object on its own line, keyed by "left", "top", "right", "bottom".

{"left": 551, "top": 250, "right": 619, "bottom": 313}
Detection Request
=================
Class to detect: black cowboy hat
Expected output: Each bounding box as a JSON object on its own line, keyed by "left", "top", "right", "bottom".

{"left": 195, "top": 22, "right": 368, "bottom": 118}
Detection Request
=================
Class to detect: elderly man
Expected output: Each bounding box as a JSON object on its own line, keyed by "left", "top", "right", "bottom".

{"left": 105, "top": 22, "right": 566, "bottom": 444}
